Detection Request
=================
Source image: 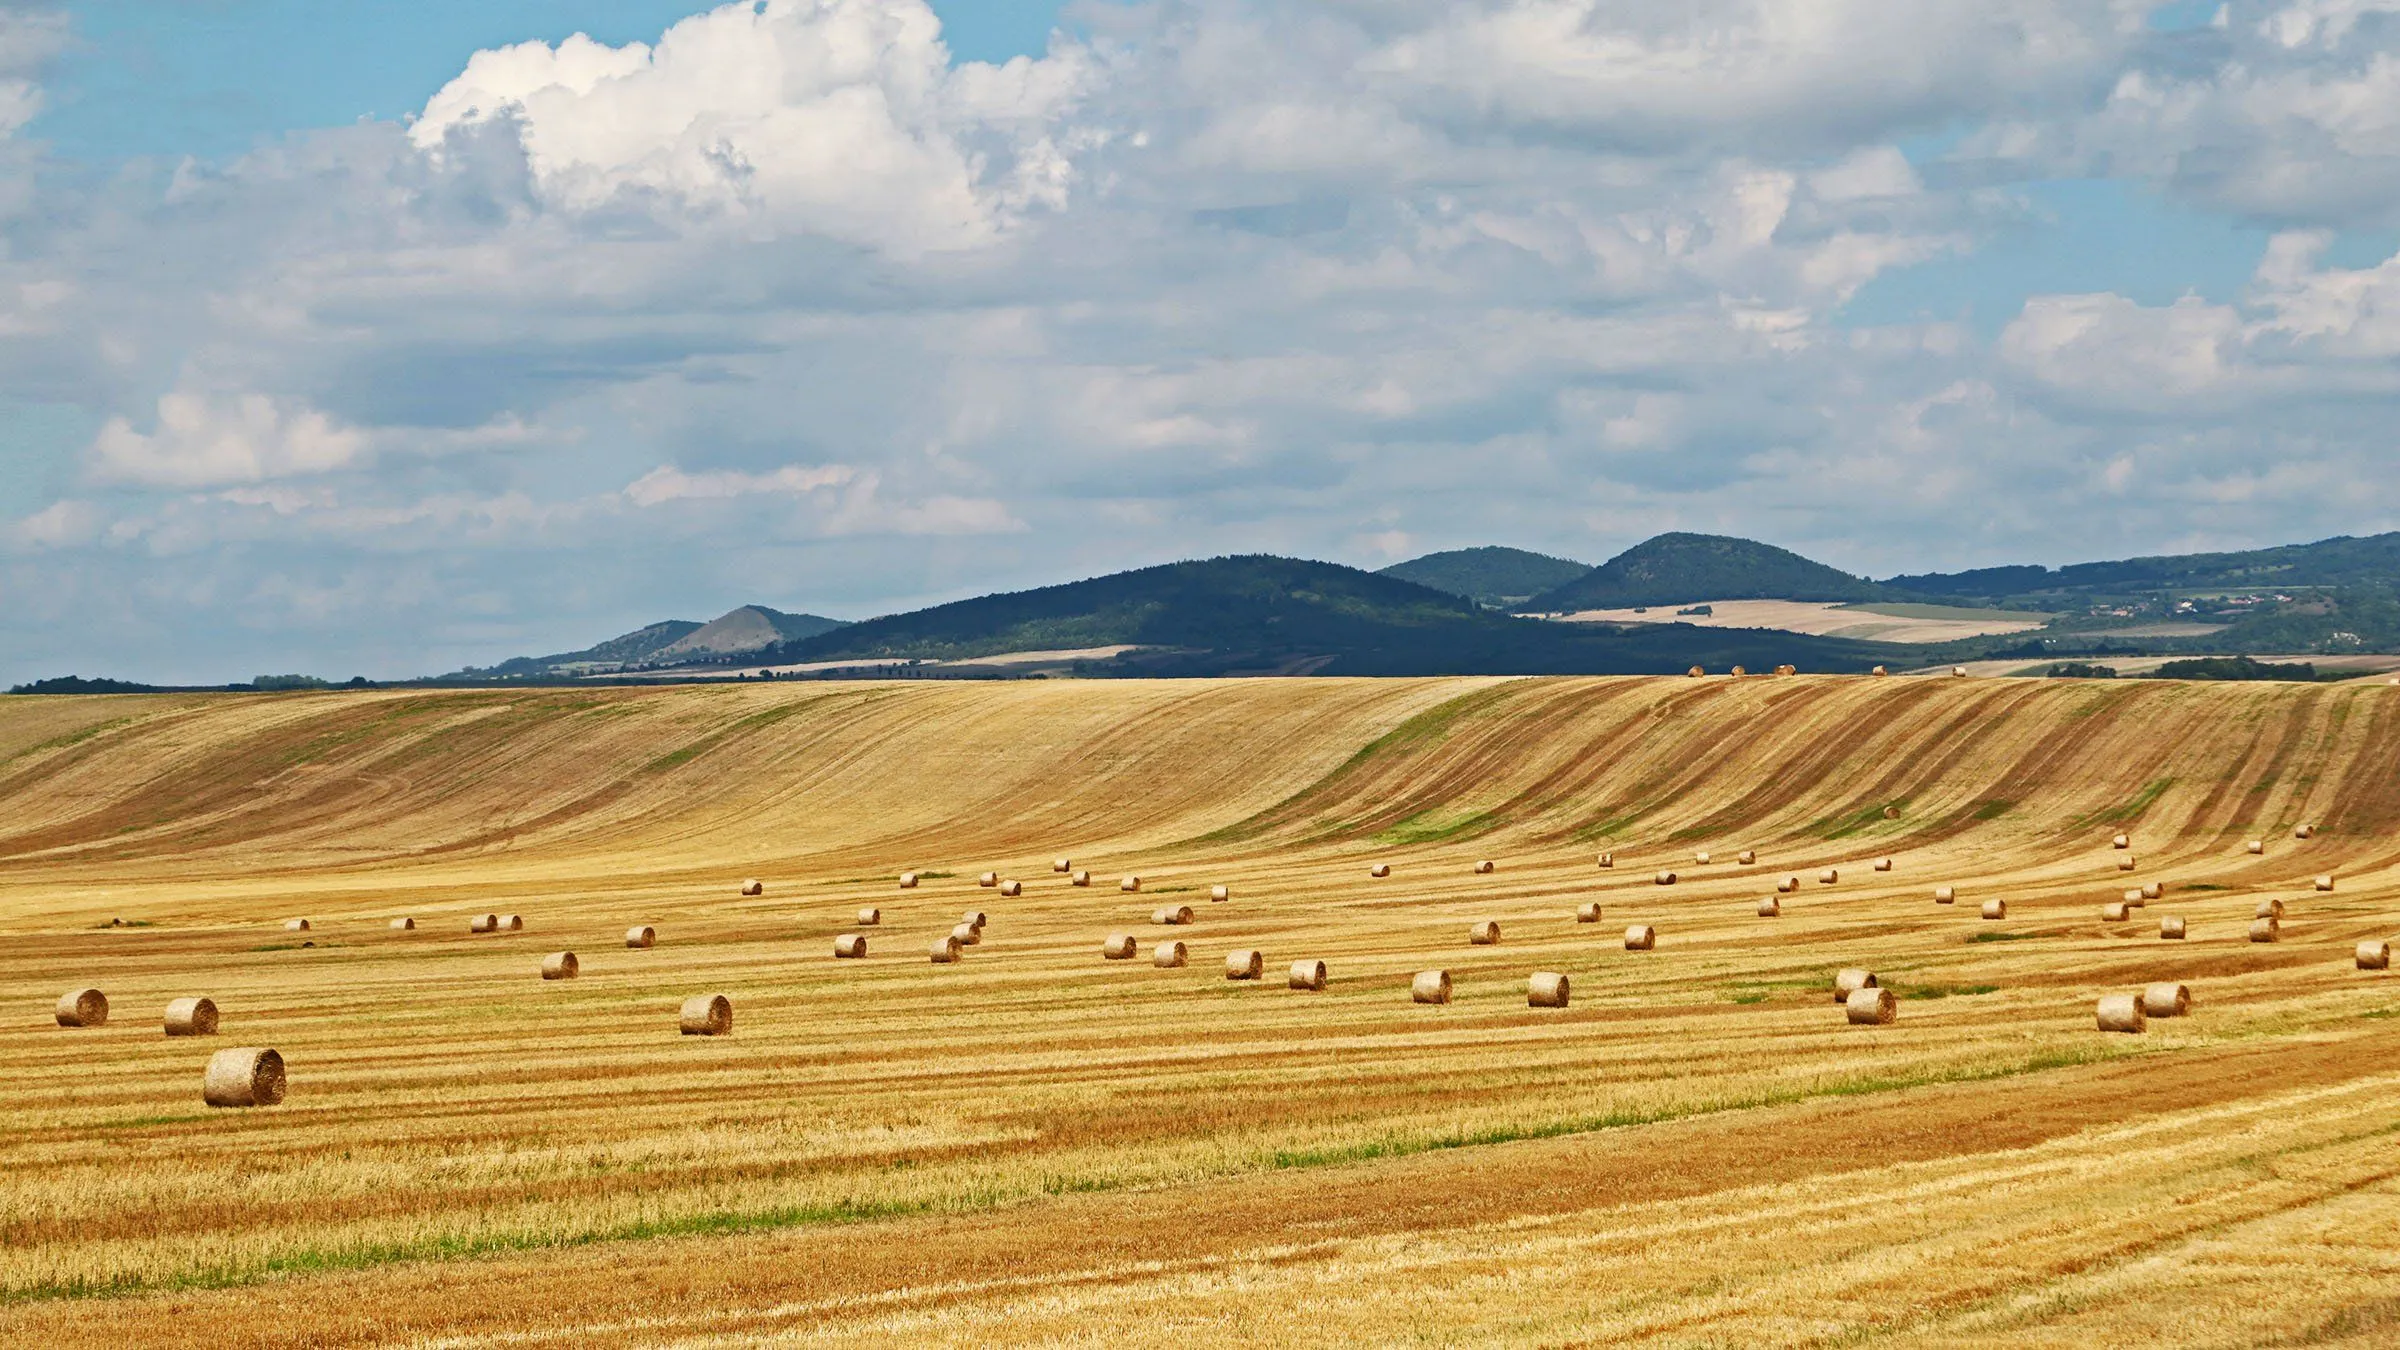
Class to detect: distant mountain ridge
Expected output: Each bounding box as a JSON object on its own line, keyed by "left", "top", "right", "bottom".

{"left": 1376, "top": 546, "right": 1590, "bottom": 607}
{"left": 1519, "top": 533, "right": 1883, "bottom": 613}
{"left": 453, "top": 605, "right": 846, "bottom": 679}
{"left": 1884, "top": 532, "right": 2400, "bottom": 601}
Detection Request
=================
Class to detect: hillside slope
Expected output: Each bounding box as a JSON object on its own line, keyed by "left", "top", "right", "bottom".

{"left": 1377, "top": 546, "right": 1590, "bottom": 607}
{"left": 1522, "top": 533, "right": 1883, "bottom": 612}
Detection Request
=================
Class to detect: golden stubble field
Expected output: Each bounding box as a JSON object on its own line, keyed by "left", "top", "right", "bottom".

{"left": 1, "top": 674, "right": 2397, "bottom": 1347}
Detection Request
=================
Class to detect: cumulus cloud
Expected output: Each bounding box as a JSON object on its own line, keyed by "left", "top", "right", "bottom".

{"left": 87, "top": 389, "right": 370, "bottom": 489}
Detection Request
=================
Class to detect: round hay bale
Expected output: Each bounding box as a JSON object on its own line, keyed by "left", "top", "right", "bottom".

{"left": 1950, "top": 666, "right": 1968, "bottom": 678}
{"left": 1654, "top": 870, "right": 1678, "bottom": 886}
{"left": 678, "top": 994, "right": 732, "bottom": 1036}
{"left": 2102, "top": 901, "right": 2131, "bottom": 922}
{"left": 1872, "top": 665, "right": 1888, "bottom": 677}
{"left": 500, "top": 915, "right": 523, "bottom": 932}
{"left": 1474, "top": 859, "right": 1495, "bottom": 874}
{"left": 541, "top": 951, "right": 579, "bottom": 980}
{"left": 203, "top": 1047, "right": 285, "bottom": 1107}
{"left": 1225, "top": 949, "right": 1263, "bottom": 981}
{"left": 2112, "top": 834, "right": 2130, "bottom": 850}
{"left": 1072, "top": 871, "right": 1092, "bottom": 887}
{"left": 2160, "top": 916, "right": 2186, "bottom": 939}
{"left": 2123, "top": 889, "right": 2144, "bottom": 905}
{"left": 1731, "top": 665, "right": 1748, "bottom": 677}
{"left": 1776, "top": 664, "right": 1797, "bottom": 677}
{"left": 470, "top": 913, "right": 498, "bottom": 933}
{"left": 951, "top": 922, "right": 982, "bottom": 947}
{"left": 1934, "top": 886, "right": 1956, "bottom": 904}
{"left": 2249, "top": 917, "right": 2280, "bottom": 944}
{"left": 1757, "top": 896, "right": 1781, "bottom": 917}
{"left": 389, "top": 917, "right": 415, "bottom": 931}
{"left": 1873, "top": 858, "right": 1893, "bottom": 873}
{"left": 1845, "top": 987, "right": 1897, "bottom": 1025}
{"left": 2296, "top": 824, "right": 2315, "bottom": 839}
{"left": 834, "top": 933, "right": 867, "bottom": 959}
{"left": 1881, "top": 805, "right": 1900, "bottom": 820}
{"left": 854, "top": 908, "right": 880, "bottom": 927}
{"left": 1152, "top": 905, "right": 1193, "bottom": 926}
{"left": 977, "top": 872, "right": 998, "bottom": 888}
{"left": 930, "top": 935, "right": 962, "bottom": 963}
{"left": 962, "top": 910, "right": 988, "bottom": 929}
{"left": 1209, "top": 884, "right": 1230, "bottom": 903}
{"left": 2246, "top": 840, "right": 2264, "bottom": 855}
{"left": 899, "top": 872, "right": 918, "bottom": 889}
{"left": 1833, "top": 969, "right": 1877, "bottom": 1003}
{"left": 2141, "top": 982, "right": 2190, "bottom": 1018}
{"left": 2255, "top": 898, "right": 2284, "bottom": 920}
{"left": 2357, "top": 940, "right": 2390, "bottom": 971}
{"left": 1370, "top": 863, "right": 1391, "bottom": 878}
{"left": 2140, "top": 882, "right": 2162, "bottom": 901}
{"left": 1576, "top": 902, "right": 1603, "bottom": 924}
{"left": 1103, "top": 933, "right": 1137, "bottom": 960}
{"left": 1469, "top": 920, "right": 1500, "bottom": 946}
{"left": 1737, "top": 849, "right": 1756, "bottom": 865}
{"left": 1980, "top": 899, "right": 2008, "bottom": 920}
{"left": 1528, "top": 972, "right": 1570, "bottom": 1008}
{"left": 164, "top": 996, "right": 218, "bottom": 1037}
{"left": 1053, "top": 858, "right": 1072, "bottom": 873}
{"left": 1687, "top": 665, "right": 1705, "bottom": 678}
{"left": 1624, "top": 925, "right": 1657, "bottom": 951}
{"left": 2118, "top": 856, "right": 2137, "bottom": 872}
{"left": 1596, "top": 853, "right": 1614, "bottom": 869}
{"left": 284, "top": 918, "right": 311, "bottom": 932}
{"left": 1153, "top": 939, "right": 1187, "bottom": 968}
{"left": 55, "top": 988, "right": 108, "bottom": 1028}
{"left": 1411, "top": 969, "right": 1453, "bottom": 1004}
{"left": 1120, "top": 876, "right": 1142, "bottom": 893}
{"left": 2096, "top": 994, "right": 2145, "bottom": 1033}
{"left": 741, "top": 879, "right": 763, "bottom": 897}
{"left": 2315, "top": 875, "right": 2335, "bottom": 892}
{"left": 1694, "top": 851, "right": 1712, "bottom": 865}
{"left": 1289, "top": 959, "right": 1327, "bottom": 991}
{"left": 999, "top": 880, "right": 1022, "bottom": 898}
{"left": 626, "top": 925, "right": 657, "bottom": 948}
{"left": 1778, "top": 876, "right": 1800, "bottom": 894}
{"left": 1818, "top": 868, "right": 1839, "bottom": 885}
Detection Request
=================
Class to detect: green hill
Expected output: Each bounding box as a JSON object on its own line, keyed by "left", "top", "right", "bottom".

{"left": 770, "top": 555, "right": 1897, "bottom": 676}
{"left": 1519, "top": 533, "right": 1883, "bottom": 613}
{"left": 1377, "top": 546, "right": 1590, "bottom": 607}
{"left": 1886, "top": 532, "right": 2400, "bottom": 602}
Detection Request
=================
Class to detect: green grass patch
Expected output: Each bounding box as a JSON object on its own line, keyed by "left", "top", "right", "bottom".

{"left": 915, "top": 871, "right": 956, "bottom": 880}
{"left": 1372, "top": 809, "right": 1500, "bottom": 845}
{"left": 1892, "top": 983, "right": 1999, "bottom": 1000}
{"left": 1727, "top": 991, "right": 1770, "bottom": 1005}
{"left": 1971, "top": 799, "right": 2014, "bottom": 821}
{"left": 2082, "top": 776, "right": 2175, "bottom": 826}
{"left": 1967, "top": 931, "right": 2028, "bottom": 944}
{"left": 2364, "top": 1008, "right": 2398, "bottom": 1021}
{"left": 2182, "top": 883, "right": 2229, "bottom": 892}
{"left": 1814, "top": 799, "right": 1907, "bottom": 840}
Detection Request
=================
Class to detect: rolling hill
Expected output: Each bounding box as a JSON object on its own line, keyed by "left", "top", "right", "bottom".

{"left": 1519, "top": 533, "right": 1884, "bottom": 613}
{"left": 769, "top": 555, "right": 1897, "bottom": 676}
{"left": 1885, "top": 531, "right": 2400, "bottom": 601}
{"left": 452, "top": 606, "right": 846, "bottom": 679}
{"left": 1376, "top": 546, "right": 1591, "bottom": 607}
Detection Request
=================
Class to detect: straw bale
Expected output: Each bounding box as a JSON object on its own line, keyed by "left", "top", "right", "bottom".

{"left": 1053, "top": 858, "right": 1072, "bottom": 873}
{"left": 1872, "top": 665, "right": 1888, "bottom": 676}
{"left": 470, "top": 914, "right": 498, "bottom": 933}
{"left": 500, "top": 915, "right": 523, "bottom": 932}
{"left": 1980, "top": 899, "right": 2008, "bottom": 920}
{"left": 834, "top": 934, "right": 867, "bottom": 959}
{"left": 1818, "top": 868, "right": 1839, "bottom": 885}
{"left": 2102, "top": 902, "right": 2132, "bottom": 922}
{"left": 1738, "top": 849, "right": 1756, "bottom": 865}
{"left": 962, "top": 910, "right": 988, "bottom": 929}
{"left": 2245, "top": 840, "right": 2264, "bottom": 855}
{"left": 2357, "top": 940, "right": 2390, "bottom": 971}
{"left": 2160, "top": 916, "right": 2186, "bottom": 939}
{"left": 1694, "top": 851, "right": 1712, "bottom": 865}
{"left": 541, "top": 951, "right": 579, "bottom": 980}
{"left": 1873, "top": 858, "right": 1893, "bottom": 872}
{"left": 1596, "top": 853, "right": 1614, "bottom": 869}
{"left": 1469, "top": 920, "right": 1500, "bottom": 945}
{"left": 1576, "top": 902, "right": 1603, "bottom": 924}
{"left": 1654, "top": 870, "right": 1678, "bottom": 886}
{"left": 1474, "top": 859, "right": 1495, "bottom": 874}
{"left": 1687, "top": 666, "right": 1705, "bottom": 678}
{"left": 741, "top": 879, "right": 763, "bottom": 896}
{"left": 284, "top": 918, "right": 311, "bottom": 932}
{"left": 2096, "top": 994, "right": 2145, "bottom": 1033}
{"left": 951, "top": 922, "right": 982, "bottom": 947}
{"left": 1103, "top": 933, "right": 1137, "bottom": 960}
{"left": 1731, "top": 665, "right": 1748, "bottom": 677}
{"left": 1776, "top": 664, "right": 1797, "bottom": 676}
{"left": 2255, "top": 898, "right": 2284, "bottom": 919}
{"left": 1152, "top": 905, "right": 1193, "bottom": 926}
{"left": 1934, "top": 886, "right": 1956, "bottom": 904}
{"left": 2249, "top": 917, "right": 2280, "bottom": 943}
{"left": 626, "top": 925, "right": 656, "bottom": 948}
{"left": 1153, "top": 940, "right": 1187, "bottom": 968}
{"left": 978, "top": 872, "right": 998, "bottom": 888}
{"left": 930, "top": 935, "right": 963, "bottom": 963}
{"left": 1289, "top": 959, "right": 1327, "bottom": 991}
{"left": 1778, "top": 876, "right": 1800, "bottom": 894}
{"left": 1950, "top": 666, "right": 1968, "bottom": 678}
{"left": 1000, "top": 880, "right": 1022, "bottom": 897}
{"left": 2315, "top": 875, "right": 2335, "bottom": 892}
{"left": 1073, "top": 871, "right": 1092, "bottom": 887}
{"left": 389, "top": 918, "right": 415, "bottom": 931}
{"left": 164, "top": 996, "right": 218, "bottom": 1037}
{"left": 2118, "top": 856, "right": 2137, "bottom": 872}
{"left": 1370, "top": 864, "right": 1391, "bottom": 878}
{"left": 203, "top": 1047, "right": 285, "bottom": 1107}
{"left": 2141, "top": 982, "right": 2190, "bottom": 1018}
{"left": 899, "top": 872, "right": 918, "bottom": 889}
{"left": 1209, "top": 885, "right": 1230, "bottom": 903}
{"left": 54, "top": 988, "right": 107, "bottom": 1028}
{"left": 1845, "top": 987, "right": 1897, "bottom": 1025}
{"left": 1528, "top": 972, "right": 1570, "bottom": 1008}
{"left": 1882, "top": 805, "right": 1900, "bottom": 819}
{"left": 1624, "top": 924, "right": 1657, "bottom": 950}
{"left": 2140, "top": 882, "right": 2162, "bottom": 900}
{"left": 1226, "top": 949, "right": 1263, "bottom": 980}
{"left": 2112, "top": 834, "right": 2130, "bottom": 850}
{"left": 854, "top": 908, "right": 880, "bottom": 927}
{"left": 1121, "top": 876, "right": 1143, "bottom": 893}
{"left": 678, "top": 994, "right": 732, "bottom": 1036}
{"left": 1757, "top": 896, "right": 1780, "bottom": 917}
{"left": 2296, "top": 824, "right": 2315, "bottom": 839}
{"left": 1411, "top": 969, "right": 1452, "bottom": 1003}
{"left": 1833, "top": 969, "right": 1877, "bottom": 1002}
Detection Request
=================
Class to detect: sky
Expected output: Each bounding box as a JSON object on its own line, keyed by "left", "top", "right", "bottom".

{"left": 5, "top": 0, "right": 2400, "bottom": 684}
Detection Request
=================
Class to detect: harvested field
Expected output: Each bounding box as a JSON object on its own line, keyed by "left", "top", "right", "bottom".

{"left": 2, "top": 675, "right": 2398, "bottom": 1346}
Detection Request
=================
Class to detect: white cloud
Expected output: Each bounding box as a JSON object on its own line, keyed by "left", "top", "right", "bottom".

{"left": 623, "top": 462, "right": 859, "bottom": 507}
{"left": 87, "top": 389, "right": 369, "bottom": 489}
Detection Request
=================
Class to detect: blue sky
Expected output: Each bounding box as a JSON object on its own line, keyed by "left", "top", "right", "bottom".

{"left": 5, "top": 0, "right": 2400, "bottom": 684}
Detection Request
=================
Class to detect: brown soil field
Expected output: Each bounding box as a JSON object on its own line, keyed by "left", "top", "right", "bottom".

{"left": 2, "top": 676, "right": 2397, "bottom": 1347}
{"left": 1547, "top": 600, "right": 2051, "bottom": 644}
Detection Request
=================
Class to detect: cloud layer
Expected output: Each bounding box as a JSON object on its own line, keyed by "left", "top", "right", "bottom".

{"left": 5, "top": 0, "right": 2400, "bottom": 682}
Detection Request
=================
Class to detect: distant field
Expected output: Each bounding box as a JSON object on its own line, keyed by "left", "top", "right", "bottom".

{"left": 3, "top": 677, "right": 2398, "bottom": 1345}
{"left": 1552, "top": 598, "right": 2051, "bottom": 643}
